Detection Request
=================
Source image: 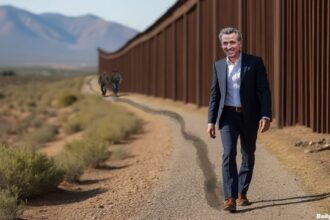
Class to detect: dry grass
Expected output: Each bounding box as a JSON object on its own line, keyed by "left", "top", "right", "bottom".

{"left": 0, "top": 145, "right": 64, "bottom": 198}
{"left": 21, "top": 124, "right": 58, "bottom": 147}
{"left": 55, "top": 140, "right": 109, "bottom": 182}
{"left": 0, "top": 75, "right": 142, "bottom": 215}
{"left": 0, "top": 189, "right": 23, "bottom": 220}
{"left": 0, "top": 76, "right": 84, "bottom": 146}
{"left": 57, "top": 94, "right": 78, "bottom": 107}
{"left": 63, "top": 95, "right": 140, "bottom": 143}
{"left": 56, "top": 95, "right": 140, "bottom": 182}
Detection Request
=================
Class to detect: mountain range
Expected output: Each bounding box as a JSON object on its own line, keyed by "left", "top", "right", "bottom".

{"left": 0, "top": 6, "right": 138, "bottom": 68}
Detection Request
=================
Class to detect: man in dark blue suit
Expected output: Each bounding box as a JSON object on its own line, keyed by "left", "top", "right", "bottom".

{"left": 207, "top": 27, "right": 272, "bottom": 212}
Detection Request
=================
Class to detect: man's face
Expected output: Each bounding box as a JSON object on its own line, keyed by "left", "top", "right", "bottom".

{"left": 221, "top": 33, "right": 241, "bottom": 61}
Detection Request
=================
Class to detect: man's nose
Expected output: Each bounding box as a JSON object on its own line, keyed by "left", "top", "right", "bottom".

{"left": 226, "top": 45, "right": 232, "bottom": 50}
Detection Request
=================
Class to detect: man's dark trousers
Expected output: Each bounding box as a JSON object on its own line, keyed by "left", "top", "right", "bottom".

{"left": 219, "top": 109, "right": 258, "bottom": 200}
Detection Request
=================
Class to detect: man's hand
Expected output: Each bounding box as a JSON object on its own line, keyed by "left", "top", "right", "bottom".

{"left": 259, "top": 118, "right": 270, "bottom": 133}
{"left": 207, "top": 124, "right": 216, "bottom": 138}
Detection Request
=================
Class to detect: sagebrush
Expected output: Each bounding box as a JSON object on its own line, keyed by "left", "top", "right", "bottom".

{"left": 0, "top": 145, "right": 64, "bottom": 198}
{"left": 56, "top": 140, "right": 109, "bottom": 182}
{"left": 0, "top": 189, "right": 23, "bottom": 220}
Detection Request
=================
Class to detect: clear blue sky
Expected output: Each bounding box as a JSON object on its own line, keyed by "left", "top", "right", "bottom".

{"left": 0, "top": 0, "right": 177, "bottom": 31}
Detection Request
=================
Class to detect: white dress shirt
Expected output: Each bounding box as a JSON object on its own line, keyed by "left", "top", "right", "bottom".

{"left": 225, "top": 53, "right": 242, "bottom": 107}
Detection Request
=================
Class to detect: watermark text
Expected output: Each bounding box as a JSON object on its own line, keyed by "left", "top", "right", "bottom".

{"left": 316, "top": 213, "right": 330, "bottom": 220}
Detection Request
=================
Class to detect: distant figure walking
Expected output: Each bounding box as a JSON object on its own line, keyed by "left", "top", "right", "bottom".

{"left": 110, "top": 71, "right": 123, "bottom": 97}
{"left": 98, "top": 72, "right": 110, "bottom": 97}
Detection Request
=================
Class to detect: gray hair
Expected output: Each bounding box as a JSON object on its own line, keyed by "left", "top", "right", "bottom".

{"left": 218, "top": 27, "right": 242, "bottom": 42}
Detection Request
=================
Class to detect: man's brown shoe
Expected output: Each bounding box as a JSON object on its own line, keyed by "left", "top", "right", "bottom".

{"left": 223, "top": 197, "right": 236, "bottom": 212}
{"left": 236, "top": 194, "right": 251, "bottom": 206}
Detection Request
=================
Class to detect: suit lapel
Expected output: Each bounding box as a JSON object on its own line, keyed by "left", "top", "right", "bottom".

{"left": 218, "top": 59, "right": 227, "bottom": 95}
{"left": 241, "top": 53, "right": 248, "bottom": 83}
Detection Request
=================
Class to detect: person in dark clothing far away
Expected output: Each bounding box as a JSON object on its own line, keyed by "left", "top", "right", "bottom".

{"left": 110, "top": 71, "right": 123, "bottom": 97}
{"left": 98, "top": 72, "right": 110, "bottom": 97}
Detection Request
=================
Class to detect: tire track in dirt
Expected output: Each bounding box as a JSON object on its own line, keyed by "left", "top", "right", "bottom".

{"left": 114, "top": 98, "right": 222, "bottom": 209}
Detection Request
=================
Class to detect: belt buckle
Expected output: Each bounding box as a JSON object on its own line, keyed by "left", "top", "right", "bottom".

{"left": 235, "top": 107, "right": 242, "bottom": 112}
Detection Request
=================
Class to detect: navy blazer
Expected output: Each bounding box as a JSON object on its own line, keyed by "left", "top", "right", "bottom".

{"left": 208, "top": 53, "right": 272, "bottom": 129}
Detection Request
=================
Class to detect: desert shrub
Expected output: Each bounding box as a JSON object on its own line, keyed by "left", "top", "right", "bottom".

{"left": 55, "top": 150, "right": 85, "bottom": 182}
{"left": 112, "top": 113, "right": 140, "bottom": 138}
{"left": 0, "top": 70, "right": 16, "bottom": 76}
{"left": 0, "top": 189, "right": 23, "bottom": 220}
{"left": 27, "top": 101, "right": 37, "bottom": 108}
{"left": 0, "top": 146, "right": 64, "bottom": 198}
{"left": 55, "top": 95, "right": 140, "bottom": 182}
{"left": 0, "top": 76, "right": 84, "bottom": 141}
{"left": 55, "top": 140, "right": 109, "bottom": 182}
{"left": 1, "top": 111, "right": 53, "bottom": 140}
{"left": 10, "top": 115, "right": 36, "bottom": 134}
{"left": 20, "top": 114, "right": 43, "bottom": 129}
{"left": 71, "top": 105, "right": 80, "bottom": 113}
{"left": 86, "top": 123, "right": 124, "bottom": 144}
{"left": 109, "top": 147, "right": 131, "bottom": 160}
{"left": 68, "top": 140, "right": 109, "bottom": 168}
{"left": 43, "top": 110, "right": 57, "bottom": 117}
{"left": 22, "top": 124, "right": 58, "bottom": 145}
{"left": 0, "top": 93, "right": 5, "bottom": 100}
{"left": 58, "top": 113, "right": 69, "bottom": 123}
{"left": 62, "top": 121, "right": 82, "bottom": 134}
{"left": 65, "top": 95, "right": 140, "bottom": 143}
{"left": 57, "top": 94, "right": 78, "bottom": 107}
{"left": 86, "top": 112, "right": 140, "bottom": 144}
{"left": 29, "top": 117, "right": 43, "bottom": 128}
{"left": 0, "top": 124, "right": 13, "bottom": 135}
{"left": 3, "top": 123, "right": 26, "bottom": 135}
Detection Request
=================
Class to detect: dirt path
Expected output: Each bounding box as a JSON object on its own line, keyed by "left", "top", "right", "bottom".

{"left": 22, "top": 76, "right": 329, "bottom": 219}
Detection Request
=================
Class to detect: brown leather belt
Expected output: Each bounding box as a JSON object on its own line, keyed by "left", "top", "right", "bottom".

{"left": 224, "top": 105, "right": 243, "bottom": 112}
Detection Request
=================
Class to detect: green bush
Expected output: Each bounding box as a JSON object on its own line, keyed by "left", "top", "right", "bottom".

{"left": 109, "top": 147, "right": 131, "bottom": 160}
{"left": 58, "top": 94, "right": 78, "bottom": 107}
{"left": 64, "top": 95, "right": 140, "bottom": 143}
{"left": 56, "top": 95, "right": 140, "bottom": 182}
{"left": 62, "top": 121, "right": 82, "bottom": 134}
{"left": 56, "top": 140, "right": 109, "bottom": 182}
{"left": 19, "top": 114, "right": 43, "bottom": 129}
{"left": 55, "top": 150, "right": 85, "bottom": 182}
{"left": 27, "top": 101, "right": 37, "bottom": 108}
{"left": 70, "top": 140, "right": 109, "bottom": 168}
{"left": 0, "top": 124, "right": 17, "bottom": 135}
{"left": 43, "top": 110, "right": 57, "bottom": 117}
{"left": 2, "top": 115, "right": 44, "bottom": 138}
{"left": 86, "top": 113, "right": 140, "bottom": 144}
{"left": 0, "top": 146, "right": 64, "bottom": 198}
{"left": 0, "top": 76, "right": 84, "bottom": 146}
{"left": 0, "top": 189, "right": 23, "bottom": 220}
{"left": 23, "top": 124, "right": 58, "bottom": 146}
{"left": 58, "top": 113, "right": 69, "bottom": 123}
{"left": 0, "top": 70, "right": 16, "bottom": 76}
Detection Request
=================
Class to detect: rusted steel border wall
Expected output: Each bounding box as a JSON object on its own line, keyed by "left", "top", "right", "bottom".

{"left": 98, "top": 0, "right": 330, "bottom": 133}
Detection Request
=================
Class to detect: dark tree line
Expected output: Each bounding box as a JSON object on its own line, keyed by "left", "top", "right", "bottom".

{"left": 0, "top": 70, "right": 16, "bottom": 76}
